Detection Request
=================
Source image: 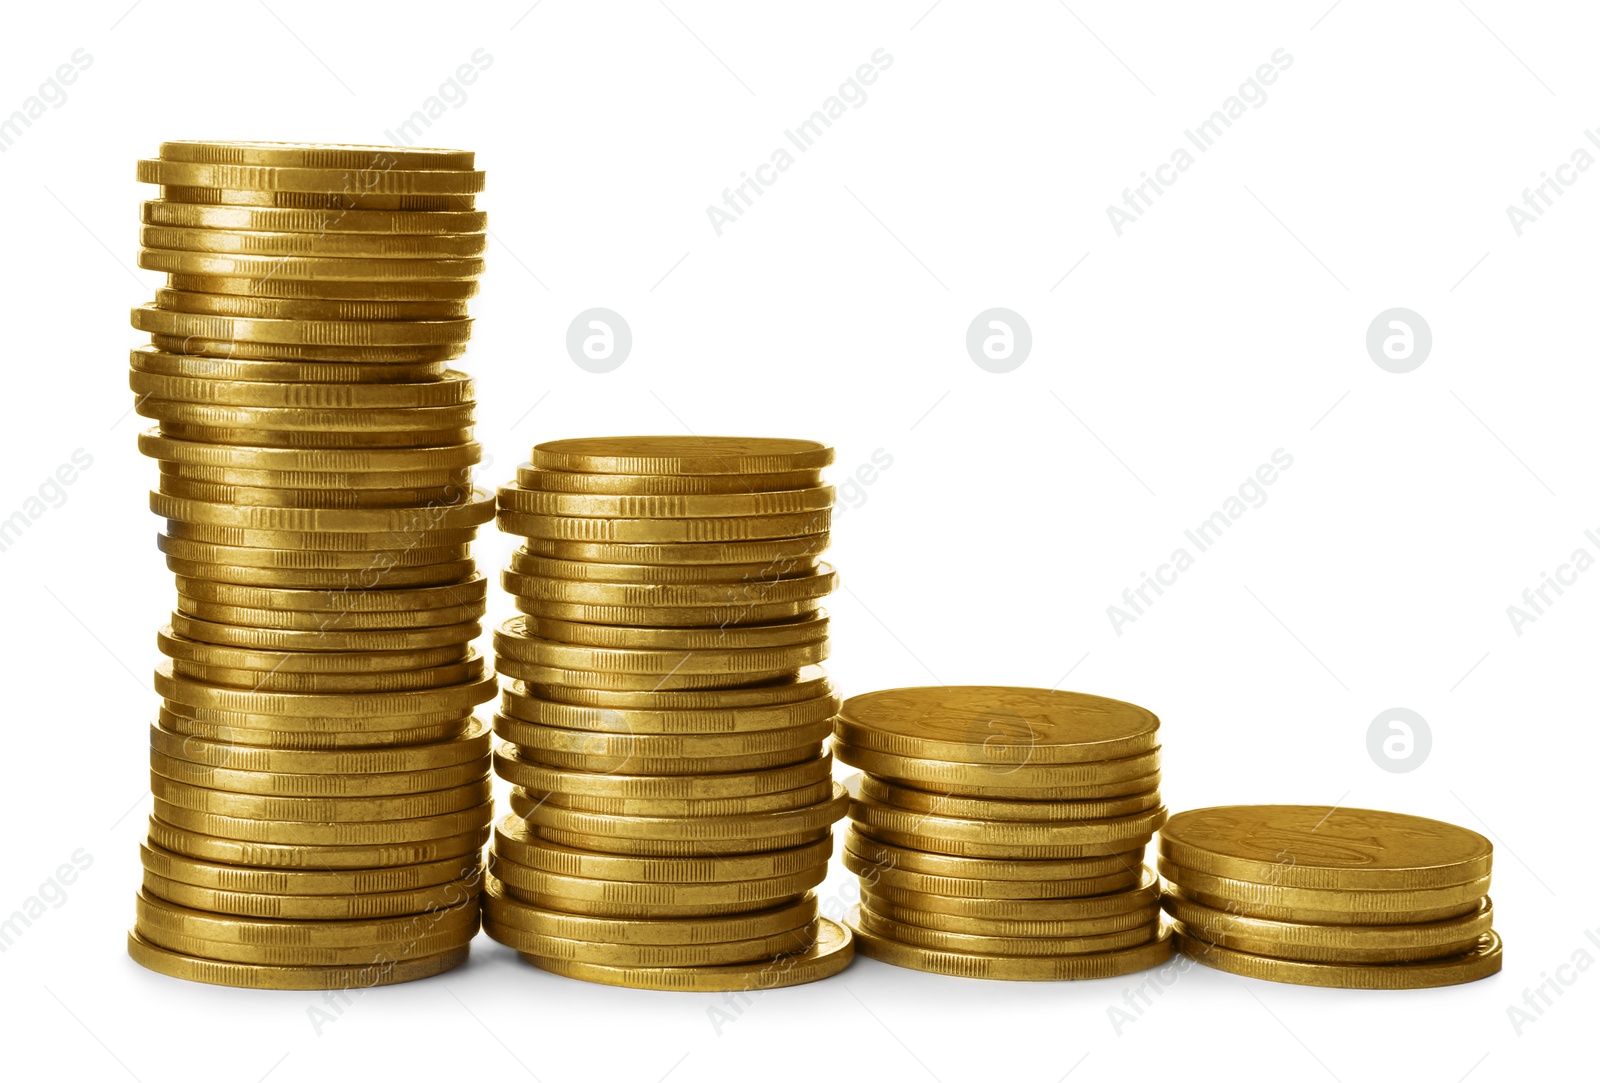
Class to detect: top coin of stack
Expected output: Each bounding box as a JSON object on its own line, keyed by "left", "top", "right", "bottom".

{"left": 125, "top": 141, "right": 497, "bottom": 989}
{"left": 834, "top": 686, "right": 1175, "bottom": 980}
{"left": 484, "top": 436, "right": 856, "bottom": 990}
{"left": 1161, "top": 805, "right": 1501, "bottom": 988}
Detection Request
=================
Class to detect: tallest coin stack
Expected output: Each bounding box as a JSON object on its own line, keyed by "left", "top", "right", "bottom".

{"left": 125, "top": 142, "right": 499, "bottom": 989}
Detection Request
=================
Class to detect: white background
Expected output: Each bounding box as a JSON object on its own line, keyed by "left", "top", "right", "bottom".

{"left": 0, "top": 2, "right": 1594, "bottom": 1080}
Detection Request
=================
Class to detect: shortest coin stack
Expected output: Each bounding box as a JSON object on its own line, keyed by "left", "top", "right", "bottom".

{"left": 835, "top": 686, "right": 1174, "bottom": 980}
{"left": 1160, "top": 805, "right": 1501, "bottom": 989}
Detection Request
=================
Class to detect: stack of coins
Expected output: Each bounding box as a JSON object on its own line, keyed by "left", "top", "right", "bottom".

{"left": 1161, "top": 805, "right": 1502, "bottom": 988}
{"left": 483, "top": 436, "right": 856, "bottom": 990}
{"left": 834, "top": 686, "right": 1175, "bottom": 980}
{"left": 125, "top": 141, "right": 498, "bottom": 989}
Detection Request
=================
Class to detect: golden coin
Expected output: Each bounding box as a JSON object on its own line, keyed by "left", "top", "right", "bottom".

{"left": 531, "top": 436, "right": 833, "bottom": 475}
{"left": 160, "top": 477, "right": 462, "bottom": 511}
{"left": 517, "top": 466, "right": 823, "bottom": 495}
{"left": 862, "top": 881, "right": 1162, "bottom": 923}
{"left": 498, "top": 681, "right": 838, "bottom": 733}
{"left": 168, "top": 651, "right": 480, "bottom": 693}
{"left": 866, "top": 895, "right": 1161, "bottom": 939}
{"left": 486, "top": 917, "right": 809, "bottom": 967}
{"left": 154, "top": 662, "right": 496, "bottom": 717}
{"left": 497, "top": 509, "right": 828, "bottom": 544}
{"left": 859, "top": 776, "right": 1161, "bottom": 822}
{"left": 165, "top": 271, "right": 479, "bottom": 300}
{"left": 502, "top": 740, "right": 822, "bottom": 778}
{"left": 519, "top": 917, "right": 852, "bottom": 991}
{"left": 534, "top": 825, "right": 830, "bottom": 859}
{"left": 1158, "top": 805, "right": 1494, "bottom": 890}
{"left": 493, "top": 747, "right": 832, "bottom": 801}
{"left": 843, "top": 829, "right": 1141, "bottom": 882}
{"left": 153, "top": 287, "right": 469, "bottom": 322}
{"left": 514, "top": 597, "right": 819, "bottom": 629}
{"left": 520, "top": 534, "right": 830, "bottom": 567}
{"left": 156, "top": 427, "right": 475, "bottom": 455}
{"left": 138, "top": 245, "right": 483, "bottom": 281}
{"left": 142, "top": 198, "right": 486, "bottom": 234}
{"left": 151, "top": 749, "right": 489, "bottom": 797}
{"left": 136, "top": 158, "right": 487, "bottom": 194}
{"left": 132, "top": 369, "right": 474, "bottom": 408}
{"left": 506, "top": 612, "right": 829, "bottom": 651}
{"left": 147, "top": 774, "right": 491, "bottom": 822}
{"left": 149, "top": 717, "right": 489, "bottom": 773}
{"left": 131, "top": 305, "right": 474, "bottom": 346}
{"left": 140, "top": 225, "right": 486, "bottom": 259}
{"left": 155, "top": 627, "right": 472, "bottom": 674}
{"left": 157, "top": 140, "right": 476, "bottom": 170}
{"left": 839, "top": 685, "right": 1159, "bottom": 767}
{"left": 499, "top": 716, "right": 833, "bottom": 761}
{"left": 508, "top": 550, "right": 816, "bottom": 585}
{"left": 496, "top": 662, "right": 795, "bottom": 693}
{"left": 143, "top": 869, "right": 481, "bottom": 920}
{"left": 172, "top": 596, "right": 483, "bottom": 632}
{"left": 497, "top": 484, "right": 834, "bottom": 519}
{"left": 1165, "top": 894, "right": 1495, "bottom": 963}
{"left": 1174, "top": 929, "right": 1503, "bottom": 988}
{"left": 141, "top": 398, "right": 476, "bottom": 432}
{"left": 482, "top": 875, "right": 817, "bottom": 944}
{"left": 849, "top": 915, "right": 1172, "bottom": 981}
{"left": 150, "top": 800, "right": 491, "bottom": 846}
{"left": 150, "top": 489, "right": 492, "bottom": 531}
{"left": 131, "top": 344, "right": 450, "bottom": 383}
{"left": 161, "top": 460, "right": 471, "bottom": 491}
{"left": 855, "top": 905, "right": 1158, "bottom": 957}
{"left": 127, "top": 930, "right": 470, "bottom": 989}
{"left": 500, "top": 564, "right": 835, "bottom": 607}
{"left": 146, "top": 816, "right": 488, "bottom": 870}
{"left": 164, "top": 556, "right": 476, "bottom": 590}
{"left": 137, "top": 925, "right": 471, "bottom": 968}
{"left": 139, "top": 430, "right": 482, "bottom": 471}
{"left": 514, "top": 678, "right": 833, "bottom": 715}
{"left": 157, "top": 712, "right": 467, "bottom": 751}
{"left": 849, "top": 793, "right": 1167, "bottom": 848}
{"left": 852, "top": 825, "right": 1146, "bottom": 862}
{"left": 167, "top": 613, "right": 481, "bottom": 653}
{"left": 161, "top": 522, "right": 481, "bottom": 552}
{"left": 158, "top": 184, "right": 469, "bottom": 211}
{"left": 488, "top": 852, "right": 825, "bottom": 909}
{"left": 845, "top": 849, "right": 1142, "bottom": 900}
{"left": 158, "top": 695, "right": 474, "bottom": 735}
{"left": 157, "top": 534, "right": 471, "bottom": 571}
{"left": 494, "top": 817, "right": 831, "bottom": 883}
{"left": 493, "top": 634, "right": 825, "bottom": 676}
{"left": 1157, "top": 858, "right": 1492, "bottom": 921}
{"left": 513, "top": 784, "right": 846, "bottom": 842}
{"left": 139, "top": 844, "right": 478, "bottom": 895}
{"left": 143, "top": 333, "right": 466, "bottom": 364}
{"left": 172, "top": 574, "right": 486, "bottom": 614}
{"left": 535, "top": 781, "right": 837, "bottom": 819}
{"left": 134, "top": 888, "right": 477, "bottom": 947}
{"left": 833, "top": 743, "right": 1160, "bottom": 797}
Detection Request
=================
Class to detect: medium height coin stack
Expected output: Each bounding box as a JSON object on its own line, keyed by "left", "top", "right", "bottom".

{"left": 484, "top": 436, "right": 856, "bottom": 989}
{"left": 1161, "top": 805, "right": 1501, "bottom": 988}
{"left": 126, "top": 141, "right": 498, "bottom": 988}
{"left": 836, "top": 687, "right": 1174, "bottom": 979}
